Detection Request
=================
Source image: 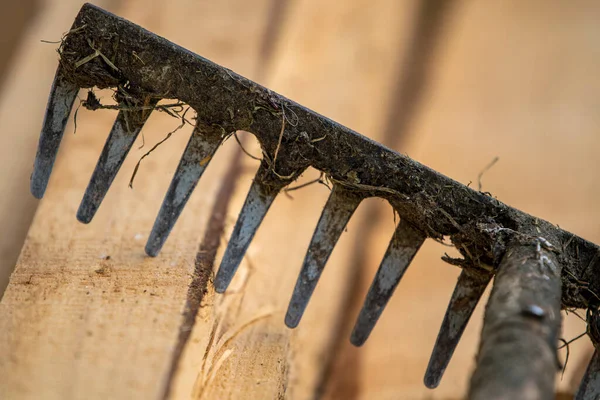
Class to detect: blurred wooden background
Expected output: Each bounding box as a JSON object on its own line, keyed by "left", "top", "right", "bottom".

{"left": 1, "top": 1, "right": 599, "bottom": 399}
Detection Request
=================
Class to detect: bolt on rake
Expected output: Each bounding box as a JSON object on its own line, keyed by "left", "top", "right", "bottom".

{"left": 31, "top": 3, "right": 600, "bottom": 397}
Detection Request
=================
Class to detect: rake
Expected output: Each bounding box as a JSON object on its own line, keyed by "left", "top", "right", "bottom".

{"left": 31, "top": 4, "right": 600, "bottom": 399}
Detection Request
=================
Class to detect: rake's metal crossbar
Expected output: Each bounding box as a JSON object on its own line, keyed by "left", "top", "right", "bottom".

{"left": 31, "top": 3, "right": 600, "bottom": 397}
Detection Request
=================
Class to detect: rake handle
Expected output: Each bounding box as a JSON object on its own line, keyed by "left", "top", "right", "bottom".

{"left": 469, "top": 241, "right": 562, "bottom": 400}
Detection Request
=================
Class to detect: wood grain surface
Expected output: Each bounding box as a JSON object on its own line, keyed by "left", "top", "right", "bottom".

{"left": 1, "top": 1, "right": 599, "bottom": 399}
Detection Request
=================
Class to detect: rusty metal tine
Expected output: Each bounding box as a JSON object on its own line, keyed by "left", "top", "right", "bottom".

{"left": 575, "top": 350, "right": 600, "bottom": 400}
{"left": 285, "top": 186, "right": 362, "bottom": 328}
{"left": 576, "top": 309, "right": 600, "bottom": 399}
{"left": 213, "top": 167, "right": 284, "bottom": 292}
{"left": 469, "top": 241, "right": 562, "bottom": 399}
{"left": 424, "top": 269, "right": 492, "bottom": 388}
{"left": 350, "top": 220, "right": 425, "bottom": 346}
{"left": 145, "top": 127, "right": 222, "bottom": 257}
{"left": 31, "top": 66, "right": 79, "bottom": 199}
{"left": 77, "top": 101, "right": 157, "bottom": 223}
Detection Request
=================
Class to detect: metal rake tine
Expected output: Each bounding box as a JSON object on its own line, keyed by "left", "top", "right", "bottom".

{"left": 424, "top": 269, "right": 492, "bottom": 388}
{"left": 350, "top": 219, "right": 425, "bottom": 346}
{"left": 145, "top": 126, "right": 223, "bottom": 257}
{"left": 576, "top": 350, "right": 600, "bottom": 400}
{"left": 285, "top": 186, "right": 362, "bottom": 328}
{"left": 213, "top": 166, "right": 285, "bottom": 292}
{"left": 77, "top": 99, "right": 158, "bottom": 223}
{"left": 31, "top": 66, "right": 79, "bottom": 199}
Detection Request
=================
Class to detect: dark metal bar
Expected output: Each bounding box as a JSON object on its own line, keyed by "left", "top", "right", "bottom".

{"left": 424, "top": 268, "right": 492, "bottom": 388}
{"left": 575, "top": 307, "right": 600, "bottom": 399}
{"left": 469, "top": 241, "right": 562, "bottom": 400}
{"left": 31, "top": 66, "right": 79, "bottom": 199}
{"left": 285, "top": 186, "right": 362, "bottom": 328}
{"left": 145, "top": 124, "right": 222, "bottom": 257}
{"left": 213, "top": 166, "right": 285, "bottom": 293}
{"left": 78, "top": 99, "right": 157, "bottom": 223}
{"left": 350, "top": 219, "right": 424, "bottom": 346}
{"left": 576, "top": 350, "right": 600, "bottom": 400}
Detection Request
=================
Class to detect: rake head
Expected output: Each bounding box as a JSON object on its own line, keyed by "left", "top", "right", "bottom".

{"left": 32, "top": 3, "right": 600, "bottom": 396}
